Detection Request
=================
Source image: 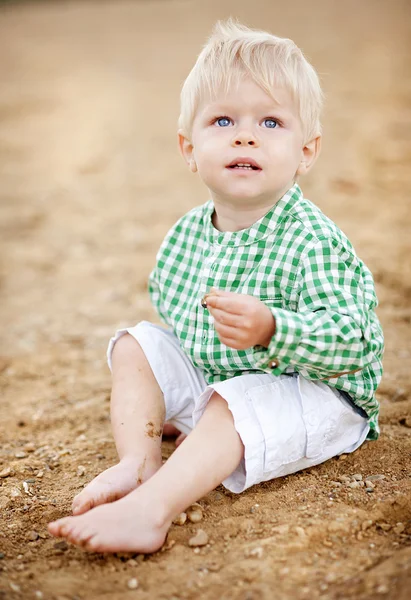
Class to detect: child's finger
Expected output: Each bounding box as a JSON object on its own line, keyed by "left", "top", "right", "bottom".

{"left": 205, "top": 294, "right": 244, "bottom": 315}
{"left": 208, "top": 306, "right": 242, "bottom": 327}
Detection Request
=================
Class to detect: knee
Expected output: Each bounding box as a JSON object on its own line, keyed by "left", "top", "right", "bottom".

{"left": 112, "top": 333, "right": 142, "bottom": 361}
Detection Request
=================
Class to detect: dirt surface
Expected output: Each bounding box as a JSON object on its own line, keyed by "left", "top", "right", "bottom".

{"left": 1, "top": 1, "right": 411, "bottom": 599}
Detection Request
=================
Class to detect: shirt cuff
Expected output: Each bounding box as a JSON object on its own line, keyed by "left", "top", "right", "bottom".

{"left": 252, "top": 308, "right": 304, "bottom": 375}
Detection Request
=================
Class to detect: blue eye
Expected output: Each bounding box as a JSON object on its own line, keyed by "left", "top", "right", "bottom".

{"left": 263, "top": 118, "right": 278, "bottom": 129}
{"left": 215, "top": 117, "right": 232, "bottom": 127}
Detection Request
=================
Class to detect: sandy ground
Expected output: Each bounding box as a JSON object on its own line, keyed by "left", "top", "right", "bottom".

{"left": 0, "top": 1, "right": 410, "bottom": 598}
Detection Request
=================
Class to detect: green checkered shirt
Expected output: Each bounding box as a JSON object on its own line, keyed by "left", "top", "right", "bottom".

{"left": 149, "top": 184, "right": 384, "bottom": 439}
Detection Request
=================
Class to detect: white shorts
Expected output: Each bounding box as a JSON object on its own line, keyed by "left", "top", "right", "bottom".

{"left": 107, "top": 321, "right": 370, "bottom": 494}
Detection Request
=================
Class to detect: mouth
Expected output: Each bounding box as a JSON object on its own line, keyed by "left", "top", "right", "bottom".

{"left": 226, "top": 157, "right": 262, "bottom": 171}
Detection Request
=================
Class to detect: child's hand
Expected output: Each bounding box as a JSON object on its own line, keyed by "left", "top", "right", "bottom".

{"left": 203, "top": 288, "right": 276, "bottom": 350}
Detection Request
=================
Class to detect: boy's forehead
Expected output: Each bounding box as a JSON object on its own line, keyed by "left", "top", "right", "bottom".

{"left": 198, "top": 81, "right": 297, "bottom": 116}
{"left": 198, "top": 84, "right": 297, "bottom": 113}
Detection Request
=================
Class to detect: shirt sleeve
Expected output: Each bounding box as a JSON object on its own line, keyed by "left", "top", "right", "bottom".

{"left": 251, "top": 237, "right": 379, "bottom": 379}
{"left": 148, "top": 264, "right": 172, "bottom": 328}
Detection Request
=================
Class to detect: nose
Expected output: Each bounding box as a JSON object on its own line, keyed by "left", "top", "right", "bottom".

{"left": 231, "top": 130, "right": 259, "bottom": 147}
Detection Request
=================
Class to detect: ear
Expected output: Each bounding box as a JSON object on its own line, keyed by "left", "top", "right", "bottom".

{"left": 296, "top": 134, "right": 321, "bottom": 176}
{"left": 178, "top": 130, "right": 197, "bottom": 173}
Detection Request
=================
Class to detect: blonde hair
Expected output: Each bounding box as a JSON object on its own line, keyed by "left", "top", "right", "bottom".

{"left": 179, "top": 20, "right": 323, "bottom": 143}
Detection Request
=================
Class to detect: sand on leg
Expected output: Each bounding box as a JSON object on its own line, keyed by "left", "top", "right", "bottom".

{"left": 48, "top": 392, "right": 244, "bottom": 552}
{"left": 72, "top": 334, "right": 165, "bottom": 515}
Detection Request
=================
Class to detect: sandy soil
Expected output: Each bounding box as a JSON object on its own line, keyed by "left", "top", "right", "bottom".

{"left": 0, "top": 1, "right": 410, "bottom": 599}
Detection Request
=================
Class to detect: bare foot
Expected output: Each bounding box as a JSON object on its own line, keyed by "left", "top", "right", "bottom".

{"left": 71, "top": 455, "right": 161, "bottom": 516}
{"left": 48, "top": 486, "right": 170, "bottom": 553}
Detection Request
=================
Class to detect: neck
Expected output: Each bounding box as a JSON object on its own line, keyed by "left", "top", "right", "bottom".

{"left": 211, "top": 185, "right": 293, "bottom": 232}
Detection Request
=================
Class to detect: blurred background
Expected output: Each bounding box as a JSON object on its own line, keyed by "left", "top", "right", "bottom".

{"left": 1, "top": 2, "right": 411, "bottom": 599}
{"left": 1, "top": 0, "right": 410, "bottom": 357}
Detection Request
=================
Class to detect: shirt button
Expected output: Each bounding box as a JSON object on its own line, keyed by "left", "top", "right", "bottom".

{"left": 268, "top": 359, "right": 279, "bottom": 369}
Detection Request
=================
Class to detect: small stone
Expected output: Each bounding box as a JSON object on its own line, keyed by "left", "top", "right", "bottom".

{"left": 376, "top": 584, "right": 389, "bottom": 594}
{"left": 127, "top": 578, "right": 139, "bottom": 590}
{"left": 352, "top": 474, "right": 363, "bottom": 481}
{"left": 24, "top": 442, "right": 36, "bottom": 453}
{"left": 366, "top": 488, "right": 374, "bottom": 493}
{"left": 54, "top": 541, "right": 68, "bottom": 551}
{"left": 35, "top": 592, "right": 44, "bottom": 599}
{"left": 271, "top": 524, "right": 290, "bottom": 535}
{"left": 366, "top": 474, "right": 385, "bottom": 482}
{"left": 279, "top": 567, "right": 290, "bottom": 576}
{"left": 337, "top": 475, "right": 351, "bottom": 483}
{"left": 0, "top": 553, "right": 4, "bottom": 559}
{"left": 15, "top": 451, "right": 27, "bottom": 459}
{"left": 127, "top": 559, "right": 138, "bottom": 567}
{"left": 361, "top": 520, "right": 374, "bottom": 531}
{"left": 173, "top": 512, "right": 187, "bottom": 526}
{"left": 28, "top": 531, "right": 39, "bottom": 541}
{"left": 338, "top": 454, "right": 348, "bottom": 461}
{"left": 186, "top": 503, "right": 203, "bottom": 523}
{"left": 393, "top": 523, "right": 405, "bottom": 534}
{"left": 77, "top": 465, "right": 86, "bottom": 477}
{"left": 10, "top": 487, "right": 22, "bottom": 498}
{"left": 36, "top": 471, "right": 44, "bottom": 478}
{"left": 193, "top": 547, "right": 201, "bottom": 554}
{"left": 295, "top": 526, "right": 306, "bottom": 537}
{"left": 330, "top": 481, "right": 342, "bottom": 487}
{"left": 325, "top": 573, "right": 337, "bottom": 583}
{"left": 378, "top": 523, "right": 391, "bottom": 532}
{"left": 188, "top": 529, "right": 209, "bottom": 547}
{"left": 0, "top": 467, "right": 12, "bottom": 478}
{"left": 245, "top": 546, "right": 264, "bottom": 559}
{"left": 76, "top": 434, "right": 87, "bottom": 442}
{"left": 348, "top": 481, "right": 360, "bottom": 489}
{"left": 10, "top": 583, "right": 21, "bottom": 593}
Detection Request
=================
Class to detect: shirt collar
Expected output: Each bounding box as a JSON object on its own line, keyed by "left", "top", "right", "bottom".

{"left": 203, "top": 183, "right": 303, "bottom": 247}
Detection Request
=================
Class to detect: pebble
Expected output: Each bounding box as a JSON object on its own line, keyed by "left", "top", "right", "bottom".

{"left": 337, "top": 475, "right": 351, "bottom": 483}
{"left": 352, "top": 474, "right": 363, "bottom": 481}
{"left": 188, "top": 529, "right": 209, "bottom": 547}
{"left": 361, "top": 520, "right": 374, "bottom": 531}
{"left": 338, "top": 454, "right": 348, "bottom": 461}
{"left": 54, "top": 541, "right": 69, "bottom": 551}
{"left": 36, "top": 471, "right": 44, "bottom": 478}
{"left": 15, "top": 451, "right": 27, "bottom": 459}
{"left": 376, "top": 584, "right": 389, "bottom": 594}
{"left": 172, "top": 512, "right": 187, "bottom": 526}
{"left": 28, "top": 531, "right": 39, "bottom": 541}
{"left": 35, "top": 592, "right": 44, "bottom": 599}
{"left": 271, "top": 524, "right": 290, "bottom": 535}
{"left": 295, "top": 526, "right": 306, "bottom": 538}
{"left": 378, "top": 523, "right": 391, "bottom": 532}
{"left": 244, "top": 546, "right": 264, "bottom": 559}
{"left": 366, "top": 474, "right": 385, "bottom": 482}
{"left": 127, "top": 578, "right": 139, "bottom": 590}
{"left": 10, "top": 583, "right": 21, "bottom": 593}
{"left": 393, "top": 523, "right": 405, "bottom": 534}
{"left": 10, "top": 487, "right": 22, "bottom": 498}
{"left": 77, "top": 465, "right": 86, "bottom": 477}
{"left": 187, "top": 503, "right": 203, "bottom": 523}
{"left": 331, "top": 481, "right": 342, "bottom": 487}
{"left": 0, "top": 467, "right": 12, "bottom": 478}
{"left": 348, "top": 481, "right": 361, "bottom": 489}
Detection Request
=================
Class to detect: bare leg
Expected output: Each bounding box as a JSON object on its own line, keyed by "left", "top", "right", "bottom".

{"left": 72, "top": 334, "right": 165, "bottom": 515}
{"left": 48, "top": 393, "right": 244, "bottom": 553}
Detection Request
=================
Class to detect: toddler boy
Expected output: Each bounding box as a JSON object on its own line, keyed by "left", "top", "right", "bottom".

{"left": 49, "top": 20, "right": 383, "bottom": 553}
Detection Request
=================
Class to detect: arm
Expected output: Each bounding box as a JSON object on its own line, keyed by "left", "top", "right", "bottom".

{"left": 207, "top": 238, "right": 381, "bottom": 379}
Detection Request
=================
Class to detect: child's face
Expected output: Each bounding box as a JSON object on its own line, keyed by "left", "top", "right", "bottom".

{"left": 182, "top": 78, "right": 316, "bottom": 206}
